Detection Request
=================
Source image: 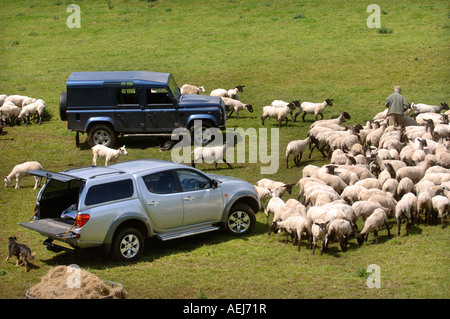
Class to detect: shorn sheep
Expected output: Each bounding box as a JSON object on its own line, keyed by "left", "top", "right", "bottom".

{"left": 261, "top": 104, "right": 296, "bottom": 128}
{"left": 180, "top": 84, "right": 205, "bottom": 95}
{"left": 92, "top": 145, "right": 128, "bottom": 166}
{"left": 270, "top": 100, "right": 301, "bottom": 122}
{"left": 325, "top": 219, "right": 354, "bottom": 252}
{"left": 4, "top": 161, "right": 43, "bottom": 189}
{"left": 4, "top": 95, "right": 36, "bottom": 107}
{"left": 311, "top": 219, "right": 329, "bottom": 255}
{"left": 286, "top": 136, "right": 310, "bottom": 169}
{"left": 294, "top": 99, "right": 334, "bottom": 122}
{"left": 18, "top": 99, "right": 46, "bottom": 125}
{"left": 221, "top": 97, "right": 253, "bottom": 119}
{"left": 210, "top": 85, "right": 245, "bottom": 100}
{"left": 271, "top": 215, "right": 311, "bottom": 251}
{"left": 357, "top": 208, "right": 391, "bottom": 246}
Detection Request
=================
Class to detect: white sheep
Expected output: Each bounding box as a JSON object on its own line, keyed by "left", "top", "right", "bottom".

{"left": 261, "top": 104, "right": 295, "bottom": 127}
{"left": 92, "top": 145, "right": 128, "bottom": 166}
{"left": 255, "top": 186, "right": 272, "bottom": 213}
{"left": 0, "top": 102, "right": 21, "bottom": 126}
{"left": 285, "top": 198, "right": 307, "bottom": 218}
{"left": 192, "top": 142, "right": 234, "bottom": 170}
{"left": 311, "top": 218, "right": 329, "bottom": 255}
{"left": 396, "top": 155, "right": 437, "bottom": 184}
{"left": 314, "top": 165, "right": 348, "bottom": 194}
{"left": 221, "top": 97, "right": 253, "bottom": 119}
{"left": 210, "top": 85, "right": 245, "bottom": 100}
{"left": 325, "top": 219, "right": 354, "bottom": 252}
{"left": 352, "top": 201, "right": 386, "bottom": 223}
{"left": 294, "top": 99, "right": 334, "bottom": 122}
{"left": 410, "top": 102, "right": 449, "bottom": 117}
{"left": 4, "top": 95, "right": 36, "bottom": 107}
{"left": 431, "top": 194, "right": 450, "bottom": 228}
{"left": 285, "top": 136, "right": 310, "bottom": 169}
{"left": 271, "top": 215, "right": 311, "bottom": 251}
{"left": 267, "top": 202, "right": 301, "bottom": 235}
{"left": 17, "top": 99, "right": 46, "bottom": 125}
{"left": 180, "top": 84, "right": 205, "bottom": 95}
{"left": 0, "top": 94, "right": 7, "bottom": 106}
{"left": 270, "top": 100, "right": 301, "bottom": 122}
{"left": 310, "top": 111, "right": 351, "bottom": 129}
{"left": 4, "top": 161, "right": 43, "bottom": 189}
{"left": 395, "top": 193, "right": 414, "bottom": 236}
{"left": 416, "top": 190, "right": 433, "bottom": 225}
{"left": 256, "top": 178, "right": 295, "bottom": 199}
{"left": 356, "top": 208, "right": 391, "bottom": 246}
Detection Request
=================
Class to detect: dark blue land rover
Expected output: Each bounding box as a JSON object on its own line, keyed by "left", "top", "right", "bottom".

{"left": 59, "top": 71, "right": 226, "bottom": 147}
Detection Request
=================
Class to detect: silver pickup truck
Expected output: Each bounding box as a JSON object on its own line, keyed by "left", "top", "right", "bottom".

{"left": 20, "top": 159, "right": 260, "bottom": 261}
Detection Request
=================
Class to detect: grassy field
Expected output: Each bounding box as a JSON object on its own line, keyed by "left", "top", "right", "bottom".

{"left": 0, "top": 0, "right": 449, "bottom": 299}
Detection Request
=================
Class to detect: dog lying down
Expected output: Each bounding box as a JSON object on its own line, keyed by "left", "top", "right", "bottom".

{"left": 6, "top": 237, "right": 35, "bottom": 272}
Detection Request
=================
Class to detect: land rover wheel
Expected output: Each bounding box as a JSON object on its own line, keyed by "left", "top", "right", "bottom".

{"left": 189, "top": 121, "right": 214, "bottom": 145}
{"left": 59, "top": 92, "right": 67, "bottom": 121}
{"left": 111, "top": 227, "right": 144, "bottom": 262}
{"left": 88, "top": 124, "right": 117, "bottom": 148}
{"left": 225, "top": 203, "right": 256, "bottom": 236}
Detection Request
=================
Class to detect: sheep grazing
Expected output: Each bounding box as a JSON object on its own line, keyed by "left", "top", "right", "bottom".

{"left": 255, "top": 186, "right": 271, "bottom": 213}
{"left": 285, "top": 136, "right": 310, "bottom": 169}
{"left": 4, "top": 95, "right": 36, "bottom": 107}
{"left": 4, "top": 161, "right": 43, "bottom": 189}
{"left": 180, "top": 84, "right": 205, "bottom": 95}
{"left": 256, "top": 178, "right": 295, "bottom": 199}
{"left": 261, "top": 103, "right": 296, "bottom": 128}
{"left": 18, "top": 99, "right": 46, "bottom": 125}
{"left": 221, "top": 97, "right": 253, "bottom": 119}
{"left": 311, "top": 219, "right": 329, "bottom": 255}
{"left": 431, "top": 193, "right": 450, "bottom": 228}
{"left": 0, "top": 102, "right": 21, "bottom": 126}
{"left": 325, "top": 219, "right": 354, "bottom": 252}
{"left": 271, "top": 216, "right": 311, "bottom": 251}
{"left": 356, "top": 208, "right": 391, "bottom": 246}
{"left": 395, "top": 193, "right": 416, "bottom": 236}
{"left": 210, "top": 86, "right": 245, "bottom": 100}
{"left": 92, "top": 145, "right": 128, "bottom": 166}
{"left": 270, "top": 100, "right": 301, "bottom": 122}
{"left": 294, "top": 99, "right": 334, "bottom": 122}
{"left": 192, "top": 140, "right": 233, "bottom": 170}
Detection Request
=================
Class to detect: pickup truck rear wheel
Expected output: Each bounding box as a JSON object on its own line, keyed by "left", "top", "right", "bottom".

{"left": 111, "top": 227, "right": 144, "bottom": 262}
{"left": 88, "top": 124, "right": 117, "bottom": 148}
{"left": 225, "top": 203, "right": 256, "bottom": 236}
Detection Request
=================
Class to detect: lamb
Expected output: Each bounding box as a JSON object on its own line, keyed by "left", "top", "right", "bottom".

{"left": 270, "top": 100, "right": 301, "bottom": 122}
{"left": 221, "top": 97, "right": 253, "bottom": 119}
{"left": 267, "top": 202, "right": 301, "bottom": 235}
{"left": 325, "top": 219, "right": 354, "bottom": 252}
{"left": 311, "top": 219, "right": 329, "bottom": 255}
{"left": 271, "top": 215, "right": 311, "bottom": 251}
{"left": 92, "top": 145, "right": 128, "bottom": 166}
{"left": 4, "top": 161, "right": 43, "bottom": 189}
{"left": 210, "top": 86, "right": 245, "bottom": 100}
{"left": 294, "top": 99, "right": 334, "bottom": 122}
{"left": 285, "top": 137, "right": 310, "bottom": 168}
{"left": 17, "top": 99, "right": 46, "bottom": 125}
{"left": 4, "top": 95, "right": 36, "bottom": 107}
{"left": 261, "top": 104, "right": 295, "bottom": 127}
{"left": 192, "top": 141, "right": 233, "bottom": 170}
{"left": 180, "top": 84, "right": 205, "bottom": 95}
{"left": 356, "top": 208, "right": 391, "bottom": 246}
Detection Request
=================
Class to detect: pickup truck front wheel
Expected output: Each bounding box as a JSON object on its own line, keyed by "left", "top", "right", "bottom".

{"left": 225, "top": 203, "right": 256, "bottom": 236}
{"left": 111, "top": 227, "right": 144, "bottom": 262}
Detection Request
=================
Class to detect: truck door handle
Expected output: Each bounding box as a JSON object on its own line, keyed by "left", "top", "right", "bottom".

{"left": 148, "top": 201, "right": 159, "bottom": 206}
{"left": 183, "top": 196, "right": 194, "bottom": 201}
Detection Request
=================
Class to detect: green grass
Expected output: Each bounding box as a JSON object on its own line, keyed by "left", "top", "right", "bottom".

{"left": 0, "top": 0, "right": 449, "bottom": 299}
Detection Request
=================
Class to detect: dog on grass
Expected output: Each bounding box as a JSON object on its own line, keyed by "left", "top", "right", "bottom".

{"left": 6, "top": 237, "right": 35, "bottom": 272}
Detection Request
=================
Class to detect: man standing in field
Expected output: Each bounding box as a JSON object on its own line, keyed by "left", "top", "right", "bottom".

{"left": 385, "top": 86, "right": 410, "bottom": 126}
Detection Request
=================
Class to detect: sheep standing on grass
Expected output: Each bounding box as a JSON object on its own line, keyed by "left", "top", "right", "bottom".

{"left": 311, "top": 219, "right": 329, "bottom": 255}
{"left": 294, "top": 99, "right": 333, "bottom": 122}
{"left": 18, "top": 99, "right": 46, "bottom": 125}
{"left": 286, "top": 137, "right": 310, "bottom": 169}
{"left": 0, "top": 102, "right": 21, "bottom": 126}
{"left": 325, "top": 219, "right": 354, "bottom": 252}
{"left": 92, "top": 145, "right": 128, "bottom": 166}
{"left": 221, "top": 97, "right": 253, "bottom": 119}
{"left": 261, "top": 104, "right": 295, "bottom": 128}
{"left": 211, "top": 86, "right": 245, "bottom": 100}
{"left": 192, "top": 140, "right": 234, "bottom": 170}
{"left": 270, "top": 100, "right": 301, "bottom": 122}
{"left": 431, "top": 192, "right": 450, "bottom": 228}
{"left": 4, "top": 161, "right": 43, "bottom": 189}
{"left": 357, "top": 208, "right": 391, "bottom": 246}
{"left": 180, "top": 84, "right": 205, "bottom": 95}
{"left": 271, "top": 216, "right": 311, "bottom": 251}
{"left": 4, "top": 95, "right": 36, "bottom": 107}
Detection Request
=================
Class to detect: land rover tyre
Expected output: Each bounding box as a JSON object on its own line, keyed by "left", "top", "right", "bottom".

{"left": 225, "top": 203, "right": 256, "bottom": 236}
{"left": 189, "top": 120, "right": 214, "bottom": 145}
{"left": 59, "top": 92, "right": 67, "bottom": 121}
{"left": 111, "top": 227, "right": 144, "bottom": 262}
{"left": 88, "top": 123, "right": 117, "bottom": 148}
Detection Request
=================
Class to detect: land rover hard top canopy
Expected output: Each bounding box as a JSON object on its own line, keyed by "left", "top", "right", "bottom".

{"left": 66, "top": 71, "right": 172, "bottom": 88}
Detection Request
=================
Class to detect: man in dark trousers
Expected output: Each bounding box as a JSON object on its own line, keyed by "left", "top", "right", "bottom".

{"left": 385, "top": 86, "right": 410, "bottom": 126}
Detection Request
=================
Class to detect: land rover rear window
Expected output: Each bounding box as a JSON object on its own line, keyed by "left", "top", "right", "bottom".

{"left": 67, "top": 88, "right": 114, "bottom": 107}
{"left": 85, "top": 179, "right": 134, "bottom": 206}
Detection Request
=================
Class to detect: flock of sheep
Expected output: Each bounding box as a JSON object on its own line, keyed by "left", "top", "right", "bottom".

{"left": 0, "top": 94, "right": 46, "bottom": 132}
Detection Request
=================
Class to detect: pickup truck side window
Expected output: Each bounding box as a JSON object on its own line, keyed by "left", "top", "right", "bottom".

{"left": 142, "top": 171, "right": 178, "bottom": 194}
{"left": 176, "top": 169, "right": 212, "bottom": 192}
{"left": 85, "top": 179, "right": 134, "bottom": 206}
{"left": 116, "top": 88, "right": 139, "bottom": 107}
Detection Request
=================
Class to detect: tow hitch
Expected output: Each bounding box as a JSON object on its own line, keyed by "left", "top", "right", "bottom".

{"left": 43, "top": 238, "right": 75, "bottom": 253}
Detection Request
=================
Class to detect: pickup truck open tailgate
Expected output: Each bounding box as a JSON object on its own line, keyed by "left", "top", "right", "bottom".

{"left": 19, "top": 219, "right": 75, "bottom": 239}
